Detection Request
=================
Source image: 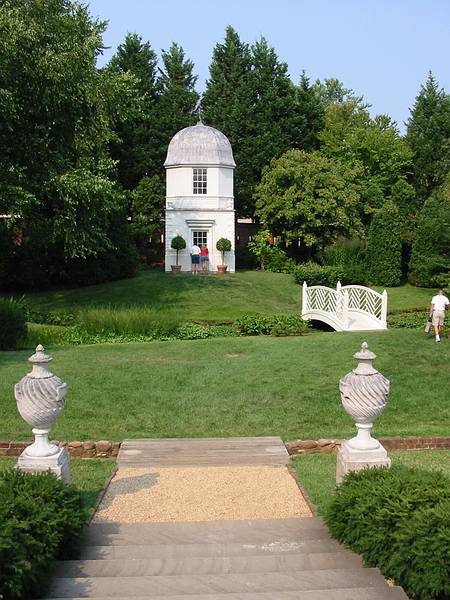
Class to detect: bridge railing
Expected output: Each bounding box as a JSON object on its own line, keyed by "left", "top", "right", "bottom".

{"left": 302, "top": 283, "right": 349, "bottom": 328}
{"left": 339, "top": 283, "right": 387, "bottom": 328}
{"left": 302, "top": 281, "right": 387, "bottom": 330}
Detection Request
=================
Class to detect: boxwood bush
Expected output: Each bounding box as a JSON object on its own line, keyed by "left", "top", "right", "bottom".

{"left": 234, "top": 313, "right": 309, "bottom": 336}
{"left": 293, "top": 262, "right": 344, "bottom": 287}
{"left": 0, "top": 468, "right": 86, "bottom": 600}
{"left": 0, "top": 297, "right": 27, "bottom": 350}
{"left": 324, "top": 466, "right": 450, "bottom": 600}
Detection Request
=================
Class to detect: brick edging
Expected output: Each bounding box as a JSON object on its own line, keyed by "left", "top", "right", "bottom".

{"left": 0, "top": 440, "right": 120, "bottom": 458}
{"left": 285, "top": 436, "right": 450, "bottom": 455}
{"left": 1, "top": 436, "right": 449, "bottom": 459}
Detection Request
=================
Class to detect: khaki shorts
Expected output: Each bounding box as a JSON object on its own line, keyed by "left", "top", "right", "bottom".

{"left": 432, "top": 310, "right": 445, "bottom": 326}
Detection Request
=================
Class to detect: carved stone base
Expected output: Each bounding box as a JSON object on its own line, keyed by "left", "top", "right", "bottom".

{"left": 16, "top": 447, "right": 71, "bottom": 484}
{"left": 336, "top": 439, "right": 390, "bottom": 484}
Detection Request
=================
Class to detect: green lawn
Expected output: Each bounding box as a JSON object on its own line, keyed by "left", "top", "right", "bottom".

{"left": 293, "top": 450, "right": 450, "bottom": 515}
{"left": 0, "top": 458, "right": 114, "bottom": 514}
{"left": 1, "top": 329, "right": 448, "bottom": 441}
{"left": 7, "top": 269, "right": 433, "bottom": 322}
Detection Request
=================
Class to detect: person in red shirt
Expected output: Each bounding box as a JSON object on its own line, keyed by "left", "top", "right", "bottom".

{"left": 200, "top": 245, "right": 209, "bottom": 272}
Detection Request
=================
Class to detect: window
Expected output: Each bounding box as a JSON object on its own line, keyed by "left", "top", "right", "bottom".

{"left": 193, "top": 168, "right": 207, "bottom": 194}
{"left": 193, "top": 230, "right": 208, "bottom": 247}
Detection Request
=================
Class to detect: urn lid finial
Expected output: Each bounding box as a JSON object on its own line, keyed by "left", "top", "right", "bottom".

{"left": 352, "top": 341, "right": 378, "bottom": 375}
{"left": 28, "top": 344, "right": 52, "bottom": 365}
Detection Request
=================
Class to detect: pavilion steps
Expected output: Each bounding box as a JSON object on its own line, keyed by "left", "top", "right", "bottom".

{"left": 44, "top": 519, "right": 408, "bottom": 599}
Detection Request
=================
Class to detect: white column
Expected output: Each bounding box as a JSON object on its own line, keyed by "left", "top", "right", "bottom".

{"left": 342, "top": 290, "right": 349, "bottom": 330}
{"left": 381, "top": 290, "right": 388, "bottom": 329}
{"left": 301, "top": 281, "right": 307, "bottom": 317}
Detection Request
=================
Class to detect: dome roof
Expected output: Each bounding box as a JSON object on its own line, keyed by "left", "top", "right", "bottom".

{"left": 164, "top": 123, "right": 235, "bottom": 168}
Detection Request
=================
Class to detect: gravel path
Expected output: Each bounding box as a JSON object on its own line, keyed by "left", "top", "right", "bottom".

{"left": 94, "top": 466, "right": 312, "bottom": 523}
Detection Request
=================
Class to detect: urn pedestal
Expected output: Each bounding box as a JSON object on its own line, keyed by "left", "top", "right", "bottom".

{"left": 14, "top": 345, "right": 71, "bottom": 483}
{"left": 336, "top": 342, "right": 391, "bottom": 484}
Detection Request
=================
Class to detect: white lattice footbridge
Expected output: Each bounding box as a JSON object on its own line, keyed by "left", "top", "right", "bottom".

{"left": 301, "top": 281, "right": 387, "bottom": 331}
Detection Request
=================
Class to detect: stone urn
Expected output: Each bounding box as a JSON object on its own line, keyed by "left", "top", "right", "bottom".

{"left": 339, "top": 341, "right": 390, "bottom": 451}
{"left": 15, "top": 344, "right": 67, "bottom": 458}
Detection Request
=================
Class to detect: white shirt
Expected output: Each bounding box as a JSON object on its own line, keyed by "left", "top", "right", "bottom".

{"left": 431, "top": 295, "right": 449, "bottom": 311}
{"left": 191, "top": 245, "right": 201, "bottom": 255}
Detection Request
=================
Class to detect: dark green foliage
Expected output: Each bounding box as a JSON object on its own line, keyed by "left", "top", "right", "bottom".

{"left": 171, "top": 235, "right": 186, "bottom": 266}
{"left": 409, "top": 177, "right": 450, "bottom": 287}
{"left": 0, "top": 297, "right": 27, "bottom": 350}
{"left": 406, "top": 72, "right": 450, "bottom": 203}
{"left": 387, "top": 311, "right": 429, "bottom": 329}
{"left": 294, "top": 72, "right": 325, "bottom": 150}
{"left": 325, "top": 466, "right": 450, "bottom": 600}
{"left": 235, "top": 243, "right": 259, "bottom": 269}
{"left": 0, "top": 468, "right": 86, "bottom": 600}
{"left": 247, "top": 230, "right": 296, "bottom": 273}
{"left": 366, "top": 200, "right": 402, "bottom": 286}
{"left": 216, "top": 238, "right": 232, "bottom": 264}
{"left": 321, "top": 239, "right": 367, "bottom": 285}
{"left": 234, "top": 313, "right": 309, "bottom": 336}
{"left": 293, "top": 262, "right": 344, "bottom": 287}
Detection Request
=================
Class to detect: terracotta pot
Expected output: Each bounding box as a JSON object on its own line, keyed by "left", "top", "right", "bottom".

{"left": 171, "top": 265, "right": 182, "bottom": 273}
{"left": 217, "top": 265, "right": 228, "bottom": 274}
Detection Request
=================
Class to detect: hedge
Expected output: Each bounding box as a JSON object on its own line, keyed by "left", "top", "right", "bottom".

{"left": 0, "top": 298, "right": 27, "bottom": 350}
{"left": 324, "top": 466, "right": 450, "bottom": 600}
{"left": 0, "top": 469, "right": 86, "bottom": 600}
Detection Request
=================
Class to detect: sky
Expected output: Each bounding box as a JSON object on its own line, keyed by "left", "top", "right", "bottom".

{"left": 87, "top": 0, "right": 450, "bottom": 133}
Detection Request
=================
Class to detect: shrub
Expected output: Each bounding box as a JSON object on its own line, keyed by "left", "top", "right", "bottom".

{"left": 366, "top": 200, "right": 402, "bottom": 286}
{"left": 409, "top": 177, "right": 450, "bottom": 287}
{"left": 235, "top": 243, "right": 259, "bottom": 269}
{"left": 387, "top": 311, "right": 428, "bottom": 329}
{"left": 321, "top": 238, "right": 367, "bottom": 285}
{"left": 170, "top": 235, "right": 186, "bottom": 266}
{"left": 0, "top": 468, "right": 86, "bottom": 600}
{"left": 234, "top": 313, "right": 309, "bottom": 336}
{"left": 325, "top": 466, "right": 450, "bottom": 600}
{"left": 248, "top": 229, "right": 296, "bottom": 273}
{"left": 293, "top": 262, "right": 344, "bottom": 287}
{"left": 76, "top": 306, "right": 181, "bottom": 337}
{"left": 216, "top": 238, "right": 232, "bottom": 265}
{"left": 0, "top": 297, "right": 27, "bottom": 350}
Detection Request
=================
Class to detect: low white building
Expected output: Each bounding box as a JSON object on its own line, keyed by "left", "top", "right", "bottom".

{"left": 164, "top": 122, "right": 236, "bottom": 272}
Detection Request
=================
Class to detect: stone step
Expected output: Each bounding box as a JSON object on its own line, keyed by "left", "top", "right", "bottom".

{"left": 54, "top": 552, "right": 363, "bottom": 578}
{"left": 46, "top": 589, "right": 409, "bottom": 600}
{"left": 117, "top": 437, "right": 290, "bottom": 467}
{"left": 84, "top": 519, "right": 329, "bottom": 547}
{"left": 80, "top": 538, "right": 346, "bottom": 560}
{"left": 46, "top": 568, "right": 389, "bottom": 597}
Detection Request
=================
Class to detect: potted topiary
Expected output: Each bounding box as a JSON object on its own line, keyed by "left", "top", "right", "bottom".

{"left": 170, "top": 235, "right": 186, "bottom": 272}
{"left": 216, "top": 238, "right": 232, "bottom": 273}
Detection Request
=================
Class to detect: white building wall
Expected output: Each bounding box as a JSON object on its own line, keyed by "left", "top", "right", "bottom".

{"left": 166, "top": 166, "right": 233, "bottom": 198}
{"left": 165, "top": 209, "right": 235, "bottom": 272}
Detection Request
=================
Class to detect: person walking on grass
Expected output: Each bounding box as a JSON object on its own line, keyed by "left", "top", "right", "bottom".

{"left": 191, "top": 244, "right": 201, "bottom": 275}
{"left": 200, "top": 245, "right": 209, "bottom": 272}
{"left": 430, "top": 289, "right": 449, "bottom": 342}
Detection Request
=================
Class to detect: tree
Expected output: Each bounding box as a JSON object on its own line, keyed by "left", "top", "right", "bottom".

{"left": 130, "top": 175, "right": 165, "bottom": 260}
{"left": 157, "top": 43, "right": 199, "bottom": 162}
{"left": 202, "top": 26, "right": 252, "bottom": 215}
{"left": 0, "top": 0, "right": 138, "bottom": 288}
{"left": 311, "top": 77, "right": 361, "bottom": 107}
{"left": 107, "top": 32, "right": 160, "bottom": 189}
{"left": 409, "top": 175, "right": 450, "bottom": 288}
{"left": 203, "top": 29, "right": 299, "bottom": 216}
{"left": 216, "top": 237, "right": 232, "bottom": 265}
{"left": 294, "top": 72, "right": 325, "bottom": 151}
{"left": 171, "top": 235, "right": 186, "bottom": 266}
{"left": 366, "top": 200, "right": 402, "bottom": 286}
{"left": 406, "top": 72, "right": 450, "bottom": 203}
{"left": 320, "top": 101, "right": 415, "bottom": 230}
{"left": 254, "top": 149, "right": 364, "bottom": 255}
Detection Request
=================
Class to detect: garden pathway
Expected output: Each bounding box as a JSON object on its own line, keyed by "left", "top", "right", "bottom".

{"left": 45, "top": 437, "right": 408, "bottom": 599}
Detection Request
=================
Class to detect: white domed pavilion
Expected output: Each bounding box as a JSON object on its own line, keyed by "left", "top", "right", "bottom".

{"left": 164, "top": 122, "right": 236, "bottom": 272}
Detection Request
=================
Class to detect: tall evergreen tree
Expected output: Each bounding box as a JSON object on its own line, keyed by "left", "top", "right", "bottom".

{"left": 108, "top": 33, "right": 160, "bottom": 189}
{"left": 406, "top": 72, "right": 450, "bottom": 203}
{"left": 366, "top": 200, "right": 402, "bottom": 287}
{"left": 202, "top": 26, "right": 253, "bottom": 216}
{"left": 294, "top": 72, "right": 325, "bottom": 150}
{"left": 157, "top": 43, "right": 199, "bottom": 164}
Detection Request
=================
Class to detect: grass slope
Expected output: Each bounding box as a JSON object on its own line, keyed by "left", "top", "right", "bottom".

{"left": 294, "top": 450, "right": 450, "bottom": 515}
{"left": 8, "top": 269, "right": 433, "bottom": 321}
{"left": 1, "top": 330, "right": 448, "bottom": 441}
